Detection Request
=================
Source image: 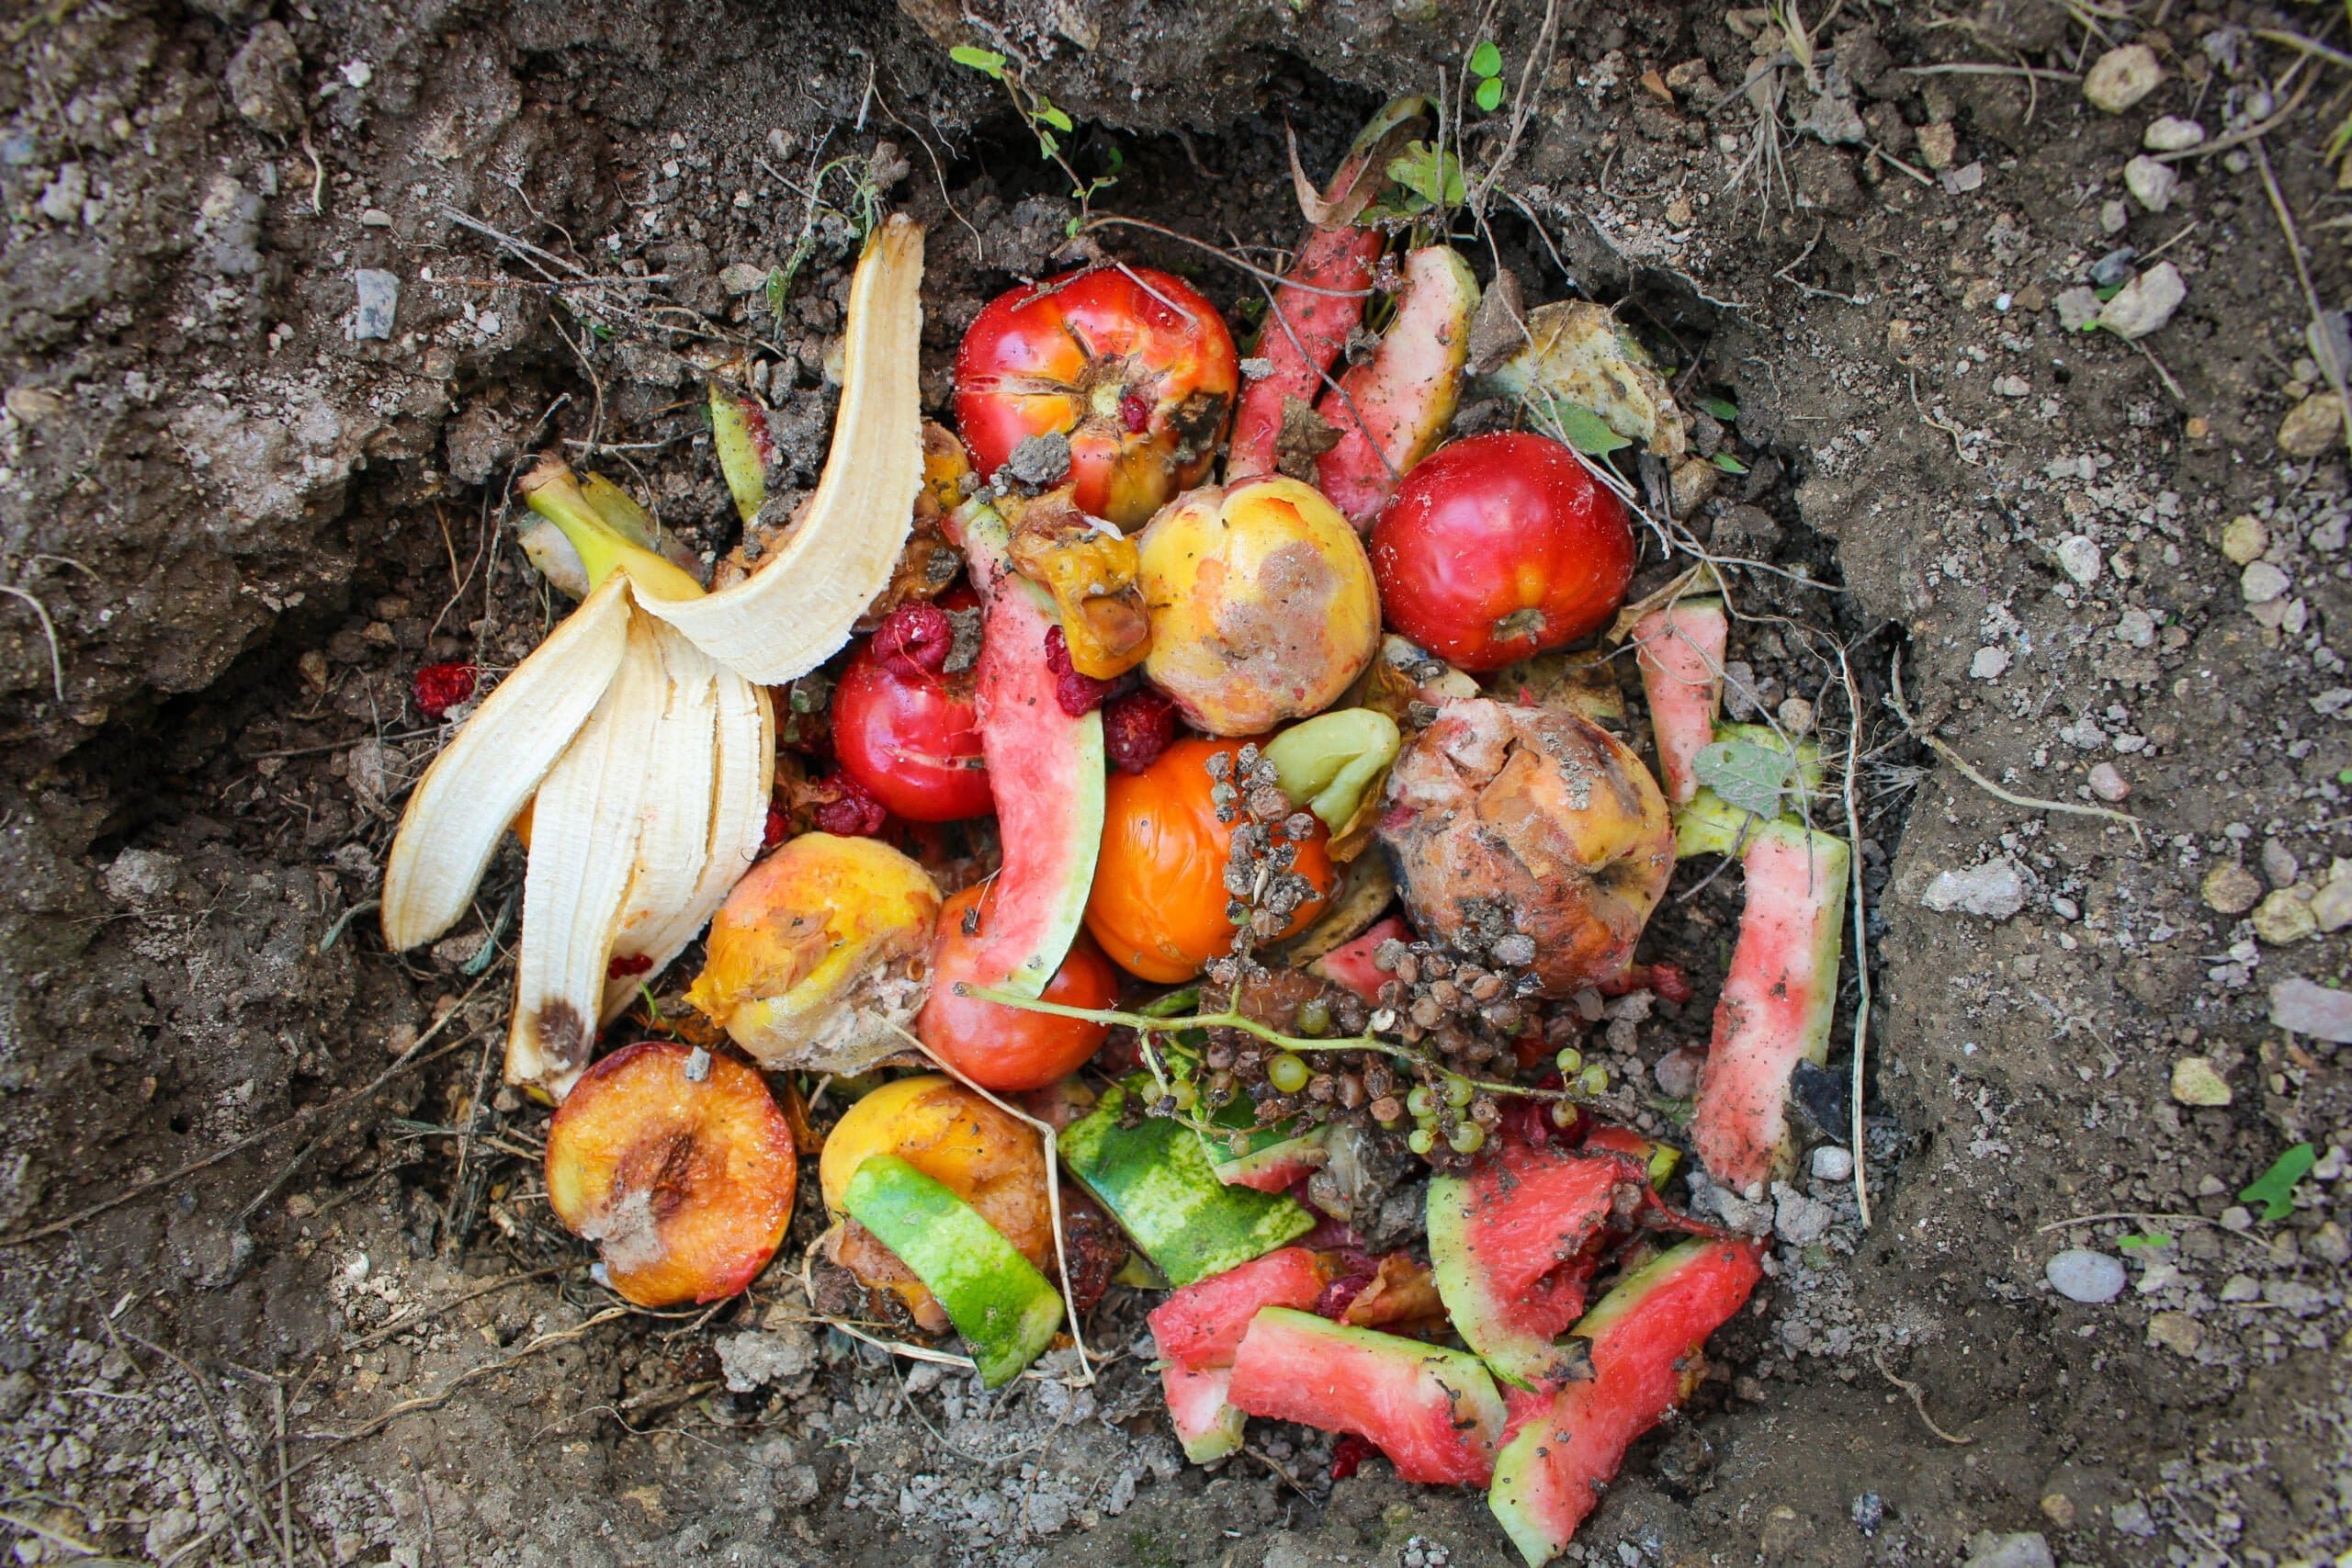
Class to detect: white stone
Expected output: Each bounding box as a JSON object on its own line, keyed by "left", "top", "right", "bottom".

{"left": 2096, "top": 262, "right": 2186, "bottom": 340}
{"left": 1969, "top": 646, "right": 2013, "bottom": 681}
{"left": 1920, "top": 860, "right": 2027, "bottom": 919}
{"left": 2241, "top": 559, "right": 2290, "bottom": 604}
{"left": 2144, "top": 116, "right": 2205, "bottom": 152}
{"left": 2084, "top": 44, "right": 2162, "bottom": 114}
{"left": 2055, "top": 534, "right": 2103, "bottom": 583}
{"left": 2044, "top": 1249, "right": 2126, "bottom": 1303}
{"left": 2086, "top": 762, "right": 2130, "bottom": 801}
{"left": 1963, "top": 1530, "right": 2056, "bottom": 1568}
{"left": 2271, "top": 976, "right": 2352, "bottom": 1042}
{"left": 2124, "top": 154, "right": 2177, "bottom": 213}
{"left": 352, "top": 269, "right": 400, "bottom": 341}
{"left": 1810, "top": 1145, "right": 1854, "bottom": 1182}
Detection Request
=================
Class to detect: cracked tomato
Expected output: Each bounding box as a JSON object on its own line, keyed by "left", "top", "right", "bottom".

{"left": 1369, "top": 433, "right": 1635, "bottom": 672}
{"left": 955, "top": 267, "right": 1240, "bottom": 529}
{"left": 831, "top": 591, "right": 991, "bottom": 823}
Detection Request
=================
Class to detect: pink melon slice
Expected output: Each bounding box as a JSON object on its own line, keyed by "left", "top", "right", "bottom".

{"left": 1160, "top": 1363, "right": 1247, "bottom": 1462}
{"left": 1148, "top": 1246, "right": 1329, "bottom": 1371}
{"left": 1631, "top": 597, "right": 1727, "bottom": 806}
{"left": 1310, "top": 914, "right": 1414, "bottom": 1001}
{"left": 1227, "top": 1307, "right": 1507, "bottom": 1485}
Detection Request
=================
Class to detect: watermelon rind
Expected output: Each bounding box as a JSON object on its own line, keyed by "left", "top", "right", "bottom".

{"left": 1160, "top": 1363, "right": 1247, "bottom": 1462}
{"left": 1227, "top": 1307, "right": 1507, "bottom": 1486}
{"left": 1630, "top": 596, "right": 1725, "bottom": 806}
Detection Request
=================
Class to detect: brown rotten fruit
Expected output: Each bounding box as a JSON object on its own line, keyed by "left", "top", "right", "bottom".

{"left": 1376, "top": 698, "right": 1674, "bottom": 996}
{"left": 545, "top": 1041, "right": 797, "bottom": 1306}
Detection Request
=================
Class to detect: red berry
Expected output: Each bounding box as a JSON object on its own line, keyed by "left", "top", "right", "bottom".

{"left": 1329, "top": 1434, "right": 1374, "bottom": 1482}
{"left": 1118, "top": 389, "right": 1152, "bottom": 434}
{"left": 1102, "top": 688, "right": 1178, "bottom": 773}
{"left": 413, "top": 661, "right": 478, "bottom": 719}
{"left": 605, "top": 952, "right": 655, "bottom": 980}
{"left": 1311, "top": 1249, "right": 1378, "bottom": 1322}
{"left": 811, "top": 773, "right": 890, "bottom": 838}
{"left": 1043, "top": 626, "right": 1114, "bottom": 717}
{"left": 870, "top": 601, "right": 953, "bottom": 679}
{"left": 760, "top": 803, "right": 789, "bottom": 853}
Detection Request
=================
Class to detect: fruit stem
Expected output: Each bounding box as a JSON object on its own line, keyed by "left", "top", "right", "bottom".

{"left": 519, "top": 457, "right": 706, "bottom": 602}
{"left": 957, "top": 984, "right": 1567, "bottom": 1102}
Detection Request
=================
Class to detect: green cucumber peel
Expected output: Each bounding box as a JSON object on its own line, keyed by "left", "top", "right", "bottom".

{"left": 841, "top": 1155, "right": 1064, "bottom": 1387}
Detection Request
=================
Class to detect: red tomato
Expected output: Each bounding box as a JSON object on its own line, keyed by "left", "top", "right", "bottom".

{"left": 955, "top": 266, "right": 1240, "bottom": 529}
{"left": 1369, "top": 433, "right": 1635, "bottom": 672}
{"left": 831, "top": 600, "right": 991, "bottom": 823}
{"left": 919, "top": 883, "right": 1120, "bottom": 1091}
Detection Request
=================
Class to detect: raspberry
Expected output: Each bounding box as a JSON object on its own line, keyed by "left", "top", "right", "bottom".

{"left": 1102, "top": 688, "right": 1179, "bottom": 773}
{"left": 1329, "top": 1434, "right": 1374, "bottom": 1482}
{"left": 1118, "top": 389, "right": 1152, "bottom": 434}
{"left": 811, "top": 773, "right": 889, "bottom": 837}
{"left": 870, "top": 601, "right": 952, "bottom": 679}
{"left": 760, "top": 802, "right": 789, "bottom": 853}
{"left": 413, "top": 661, "right": 478, "bottom": 718}
{"left": 605, "top": 952, "right": 655, "bottom": 980}
{"left": 1043, "top": 626, "right": 1114, "bottom": 716}
{"left": 1311, "top": 1249, "right": 1377, "bottom": 1322}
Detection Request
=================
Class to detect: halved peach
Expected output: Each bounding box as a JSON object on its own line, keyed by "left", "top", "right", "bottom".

{"left": 817, "top": 1074, "right": 1051, "bottom": 1331}
{"left": 545, "top": 1041, "right": 797, "bottom": 1307}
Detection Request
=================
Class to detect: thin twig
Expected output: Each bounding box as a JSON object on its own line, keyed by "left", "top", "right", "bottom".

{"left": 309, "top": 1306, "right": 630, "bottom": 1442}
{"left": 1835, "top": 644, "right": 1872, "bottom": 1229}
{"left": 1896, "top": 62, "right": 2078, "bottom": 80}
{"left": 2255, "top": 137, "right": 2352, "bottom": 463}
{"left": 345, "top": 1268, "right": 565, "bottom": 1352}
{"left": 0, "top": 973, "right": 498, "bottom": 1246}
{"left": 2151, "top": 75, "right": 2311, "bottom": 164}
{"left": 1887, "top": 648, "right": 2143, "bottom": 840}
{"left": 0, "top": 584, "right": 67, "bottom": 702}
{"left": 2253, "top": 28, "right": 2352, "bottom": 73}
{"left": 1872, "top": 1347, "right": 1973, "bottom": 1444}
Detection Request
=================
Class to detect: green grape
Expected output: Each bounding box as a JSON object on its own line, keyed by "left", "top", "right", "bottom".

{"left": 1169, "top": 1079, "right": 1199, "bottom": 1111}
{"left": 1449, "top": 1122, "right": 1487, "bottom": 1155}
{"left": 1295, "top": 998, "right": 1333, "bottom": 1038}
{"left": 1550, "top": 1101, "right": 1580, "bottom": 1128}
{"left": 1555, "top": 1047, "right": 1584, "bottom": 1077}
{"left": 1268, "top": 1053, "right": 1311, "bottom": 1094}
{"left": 1577, "top": 1064, "right": 1610, "bottom": 1096}
{"left": 1407, "top": 1127, "right": 1437, "bottom": 1156}
{"left": 1406, "top": 1085, "right": 1437, "bottom": 1118}
{"left": 1442, "top": 1074, "right": 1475, "bottom": 1109}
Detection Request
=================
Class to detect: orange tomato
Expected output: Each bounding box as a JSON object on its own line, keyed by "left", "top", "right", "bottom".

{"left": 919, "top": 883, "right": 1121, "bottom": 1090}
{"left": 1085, "top": 736, "right": 1337, "bottom": 983}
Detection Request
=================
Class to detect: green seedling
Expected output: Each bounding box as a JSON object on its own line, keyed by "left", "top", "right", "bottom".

{"left": 2239, "top": 1143, "right": 2317, "bottom": 1223}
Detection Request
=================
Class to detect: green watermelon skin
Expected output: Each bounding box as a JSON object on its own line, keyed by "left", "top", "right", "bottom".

{"left": 1487, "top": 1238, "right": 1764, "bottom": 1564}
{"left": 1227, "top": 1308, "right": 1507, "bottom": 1486}
{"left": 1428, "top": 1144, "right": 1652, "bottom": 1389}
{"left": 1689, "top": 820, "right": 1849, "bottom": 1192}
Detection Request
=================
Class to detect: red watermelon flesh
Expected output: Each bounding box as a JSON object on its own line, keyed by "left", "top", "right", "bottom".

{"left": 1631, "top": 597, "right": 1727, "bottom": 806}
{"left": 1148, "top": 1246, "right": 1329, "bottom": 1371}
{"left": 1489, "top": 1239, "right": 1764, "bottom": 1564}
{"left": 1227, "top": 1307, "right": 1508, "bottom": 1486}
{"left": 1310, "top": 915, "right": 1413, "bottom": 1001}
{"left": 1428, "top": 1143, "right": 1652, "bottom": 1388}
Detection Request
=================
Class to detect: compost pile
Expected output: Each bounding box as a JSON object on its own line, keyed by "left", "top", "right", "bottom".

{"left": 372, "top": 96, "right": 1868, "bottom": 1566}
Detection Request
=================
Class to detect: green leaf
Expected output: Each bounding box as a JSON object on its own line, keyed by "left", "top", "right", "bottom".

{"left": 1547, "top": 400, "right": 1632, "bottom": 457}
{"left": 1701, "top": 395, "right": 1740, "bottom": 422}
{"left": 2094, "top": 281, "right": 2124, "bottom": 302}
{"left": 1036, "top": 100, "right": 1075, "bottom": 133}
{"left": 1035, "top": 127, "right": 1058, "bottom": 158}
{"left": 1469, "top": 39, "right": 1502, "bottom": 77}
{"left": 1475, "top": 76, "right": 1504, "bottom": 113}
{"left": 950, "top": 44, "right": 1007, "bottom": 78}
{"left": 1692, "top": 739, "right": 1796, "bottom": 819}
{"left": 1385, "top": 141, "right": 1465, "bottom": 209}
{"left": 2118, "top": 1232, "right": 2172, "bottom": 1250}
{"left": 1711, "top": 451, "right": 1749, "bottom": 474}
{"left": 2239, "top": 1143, "right": 2317, "bottom": 1223}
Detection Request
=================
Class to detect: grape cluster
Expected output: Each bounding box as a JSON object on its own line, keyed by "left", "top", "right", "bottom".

{"left": 1204, "top": 743, "right": 1322, "bottom": 981}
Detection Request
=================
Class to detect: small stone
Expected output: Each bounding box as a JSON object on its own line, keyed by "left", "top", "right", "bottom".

{"left": 2253, "top": 889, "right": 2318, "bottom": 944}
{"left": 719, "top": 262, "right": 769, "bottom": 296}
{"left": 2311, "top": 876, "right": 2352, "bottom": 933}
{"left": 1962, "top": 1530, "right": 2055, "bottom": 1568}
{"left": 351, "top": 269, "right": 400, "bottom": 340}
{"left": 2044, "top": 1248, "right": 2126, "bottom": 1303}
{"left": 2218, "top": 1273, "right": 2261, "bottom": 1303}
{"left": 1652, "top": 1046, "right": 1704, "bottom": 1100}
{"left": 2088, "top": 247, "right": 2140, "bottom": 290}
{"left": 2040, "top": 1495, "right": 2076, "bottom": 1529}
{"left": 2123, "top": 154, "right": 2177, "bottom": 213}
{"left": 2219, "top": 513, "right": 2268, "bottom": 564}
{"left": 2261, "top": 839, "right": 2299, "bottom": 886}
{"left": 2277, "top": 392, "right": 2345, "bottom": 458}
{"left": 1921, "top": 860, "right": 2027, "bottom": 919}
{"left": 2240, "top": 559, "right": 2290, "bottom": 604}
{"left": 2055, "top": 534, "right": 2103, "bottom": 584}
{"left": 2219, "top": 1205, "right": 2252, "bottom": 1231}
{"left": 1992, "top": 373, "right": 2030, "bottom": 398}
{"left": 2169, "top": 1055, "right": 2232, "bottom": 1106}
{"left": 2269, "top": 976, "right": 2352, "bottom": 1042}
{"left": 2084, "top": 44, "right": 2163, "bottom": 114}
{"left": 2097, "top": 262, "right": 2186, "bottom": 340}
{"left": 359, "top": 207, "right": 393, "bottom": 228}
{"left": 2053, "top": 286, "right": 2103, "bottom": 331}
{"left": 1810, "top": 1145, "right": 1853, "bottom": 1183}
{"left": 1916, "top": 121, "right": 1958, "bottom": 170}
{"left": 2310, "top": 1222, "right": 2350, "bottom": 1266}
{"left": 226, "top": 20, "right": 303, "bottom": 134}
{"left": 1969, "top": 646, "right": 2012, "bottom": 681}
{"left": 1773, "top": 1184, "right": 1836, "bottom": 1245}
{"left": 2202, "top": 862, "right": 2262, "bottom": 914}
{"left": 2112, "top": 1500, "right": 2157, "bottom": 1538}
{"left": 2099, "top": 198, "right": 2130, "bottom": 235}
{"left": 2145, "top": 1311, "right": 2202, "bottom": 1357}
{"left": 37, "top": 163, "right": 85, "bottom": 224}
{"left": 1777, "top": 695, "right": 1815, "bottom": 735}
{"left": 1668, "top": 457, "right": 1718, "bottom": 519}
{"left": 2086, "top": 762, "right": 2130, "bottom": 801}
{"left": 2143, "top": 116, "right": 2206, "bottom": 152}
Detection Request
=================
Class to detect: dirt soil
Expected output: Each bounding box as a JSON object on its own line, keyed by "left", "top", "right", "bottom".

{"left": 3, "top": 0, "right": 2350, "bottom": 1562}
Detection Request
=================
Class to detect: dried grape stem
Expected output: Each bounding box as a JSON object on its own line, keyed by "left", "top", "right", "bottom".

{"left": 956, "top": 985, "right": 1567, "bottom": 1102}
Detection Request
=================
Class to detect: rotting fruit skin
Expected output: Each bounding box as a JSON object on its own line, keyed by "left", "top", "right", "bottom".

{"left": 1371, "top": 433, "right": 1635, "bottom": 672}
{"left": 544, "top": 1040, "right": 797, "bottom": 1307}
{"left": 1136, "top": 477, "right": 1382, "bottom": 737}
{"left": 1087, "top": 735, "right": 1338, "bottom": 983}
{"left": 818, "top": 1075, "right": 1054, "bottom": 1331}
{"left": 1377, "top": 698, "right": 1674, "bottom": 997}
{"left": 919, "top": 881, "right": 1121, "bottom": 1091}
{"left": 955, "top": 266, "right": 1240, "bottom": 530}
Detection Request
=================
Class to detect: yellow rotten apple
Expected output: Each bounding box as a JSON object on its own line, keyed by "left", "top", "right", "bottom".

{"left": 684, "top": 834, "right": 942, "bottom": 1076}
{"left": 1136, "top": 476, "right": 1381, "bottom": 736}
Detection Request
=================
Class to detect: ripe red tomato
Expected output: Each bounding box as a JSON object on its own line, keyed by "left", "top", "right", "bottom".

{"left": 1369, "top": 433, "right": 1635, "bottom": 672}
{"left": 831, "top": 600, "right": 990, "bottom": 823}
{"left": 920, "top": 883, "right": 1121, "bottom": 1091}
{"left": 1086, "top": 737, "right": 1335, "bottom": 984}
{"left": 955, "top": 266, "right": 1240, "bottom": 529}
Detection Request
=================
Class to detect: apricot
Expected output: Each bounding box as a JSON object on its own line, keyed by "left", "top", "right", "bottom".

{"left": 818, "top": 1075, "right": 1054, "bottom": 1330}
{"left": 1136, "top": 477, "right": 1381, "bottom": 736}
{"left": 544, "top": 1041, "right": 797, "bottom": 1307}
{"left": 684, "top": 833, "right": 941, "bottom": 1075}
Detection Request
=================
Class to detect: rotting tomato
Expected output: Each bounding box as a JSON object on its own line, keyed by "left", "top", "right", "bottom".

{"left": 955, "top": 266, "right": 1240, "bottom": 529}
{"left": 831, "top": 592, "right": 991, "bottom": 822}
{"left": 919, "top": 882, "right": 1120, "bottom": 1091}
{"left": 1086, "top": 736, "right": 1337, "bottom": 983}
{"left": 1369, "top": 432, "right": 1635, "bottom": 672}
